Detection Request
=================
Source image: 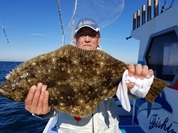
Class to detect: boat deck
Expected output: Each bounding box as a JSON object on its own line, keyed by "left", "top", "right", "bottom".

{"left": 116, "top": 98, "right": 145, "bottom": 133}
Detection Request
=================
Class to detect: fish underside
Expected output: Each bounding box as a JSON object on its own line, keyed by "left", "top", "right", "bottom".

{"left": 0, "top": 45, "right": 168, "bottom": 117}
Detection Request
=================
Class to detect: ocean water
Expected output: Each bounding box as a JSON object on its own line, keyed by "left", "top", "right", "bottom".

{"left": 0, "top": 61, "right": 48, "bottom": 133}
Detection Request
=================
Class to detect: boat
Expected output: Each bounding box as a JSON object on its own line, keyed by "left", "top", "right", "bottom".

{"left": 43, "top": 0, "right": 178, "bottom": 132}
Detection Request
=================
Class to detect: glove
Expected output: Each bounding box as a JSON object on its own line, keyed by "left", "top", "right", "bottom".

{"left": 116, "top": 70, "right": 154, "bottom": 112}
{"left": 127, "top": 72, "right": 154, "bottom": 98}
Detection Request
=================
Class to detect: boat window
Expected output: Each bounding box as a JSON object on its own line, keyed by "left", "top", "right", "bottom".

{"left": 146, "top": 31, "right": 178, "bottom": 81}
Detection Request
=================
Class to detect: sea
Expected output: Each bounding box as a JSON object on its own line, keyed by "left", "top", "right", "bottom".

{"left": 0, "top": 61, "right": 48, "bottom": 133}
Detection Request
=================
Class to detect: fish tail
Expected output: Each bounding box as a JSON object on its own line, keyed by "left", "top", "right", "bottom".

{"left": 145, "top": 77, "right": 169, "bottom": 103}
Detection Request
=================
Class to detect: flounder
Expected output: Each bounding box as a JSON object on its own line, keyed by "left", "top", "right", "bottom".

{"left": 0, "top": 44, "right": 168, "bottom": 117}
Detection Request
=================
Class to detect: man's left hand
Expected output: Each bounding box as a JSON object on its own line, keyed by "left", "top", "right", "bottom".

{"left": 126, "top": 64, "right": 153, "bottom": 89}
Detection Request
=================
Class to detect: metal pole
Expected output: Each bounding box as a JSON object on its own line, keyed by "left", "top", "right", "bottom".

{"left": 154, "top": 0, "right": 159, "bottom": 17}
{"left": 147, "top": 0, "right": 152, "bottom": 21}
{"left": 142, "top": 5, "right": 146, "bottom": 25}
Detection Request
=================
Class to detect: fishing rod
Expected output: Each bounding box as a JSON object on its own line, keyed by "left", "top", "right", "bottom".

{"left": 0, "top": 19, "right": 9, "bottom": 44}
{"left": 56, "top": 0, "right": 78, "bottom": 46}
{"left": 56, "top": 0, "right": 65, "bottom": 46}
{"left": 161, "top": 0, "right": 175, "bottom": 13}
{"left": 169, "top": 0, "right": 175, "bottom": 8}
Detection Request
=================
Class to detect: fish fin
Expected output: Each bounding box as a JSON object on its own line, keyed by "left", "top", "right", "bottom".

{"left": 145, "top": 77, "right": 169, "bottom": 103}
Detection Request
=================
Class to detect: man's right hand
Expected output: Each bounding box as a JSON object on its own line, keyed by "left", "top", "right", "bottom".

{"left": 25, "top": 83, "right": 51, "bottom": 115}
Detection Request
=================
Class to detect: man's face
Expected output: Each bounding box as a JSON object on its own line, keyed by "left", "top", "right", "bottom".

{"left": 74, "top": 27, "right": 101, "bottom": 50}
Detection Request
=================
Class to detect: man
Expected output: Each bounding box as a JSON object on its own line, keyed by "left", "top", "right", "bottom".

{"left": 25, "top": 18, "right": 153, "bottom": 133}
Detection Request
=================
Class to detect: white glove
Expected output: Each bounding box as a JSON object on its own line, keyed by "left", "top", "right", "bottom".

{"left": 116, "top": 70, "right": 154, "bottom": 112}
{"left": 127, "top": 73, "right": 154, "bottom": 98}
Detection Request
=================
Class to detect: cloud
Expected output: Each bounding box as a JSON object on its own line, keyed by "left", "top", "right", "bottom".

{"left": 2, "top": 25, "right": 14, "bottom": 28}
{"left": 30, "top": 33, "right": 48, "bottom": 36}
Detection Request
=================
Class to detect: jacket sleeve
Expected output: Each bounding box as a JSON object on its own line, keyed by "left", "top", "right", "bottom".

{"left": 32, "top": 107, "right": 57, "bottom": 119}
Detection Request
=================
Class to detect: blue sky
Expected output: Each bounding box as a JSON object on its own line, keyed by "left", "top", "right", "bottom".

{"left": 0, "top": 0, "right": 177, "bottom": 64}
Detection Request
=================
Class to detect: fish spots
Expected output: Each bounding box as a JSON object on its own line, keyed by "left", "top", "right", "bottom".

{"left": 20, "top": 73, "right": 29, "bottom": 79}
{"left": 32, "top": 62, "right": 36, "bottom": 66}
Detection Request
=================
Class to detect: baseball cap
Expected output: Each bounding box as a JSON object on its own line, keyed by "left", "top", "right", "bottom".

{"left": 75, "top": 18, "right": 100, "bottom": 33}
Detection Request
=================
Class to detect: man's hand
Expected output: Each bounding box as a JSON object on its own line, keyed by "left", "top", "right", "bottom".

{"left": 25, "top": 83, "right": 51, "bottom": 115}
{"left": 126, "top": 64, "right": 153, "bottom": 89}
